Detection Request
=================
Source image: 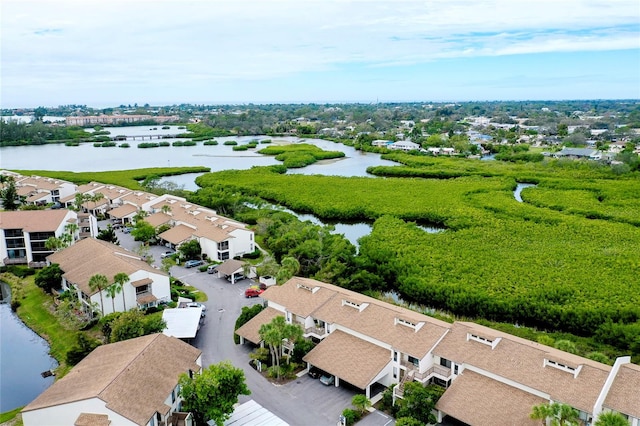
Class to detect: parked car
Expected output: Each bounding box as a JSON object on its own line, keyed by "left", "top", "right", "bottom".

{"left": 319, "top": 374, "right": 335, "bottom": 386}
{"left": 160, "top": 251, "right": 174, "bottom": 259}
{"left": 308, "top": 367, "right": 321, "bottom": 379}
{"left": 186, "top": 302, "right": 206, "bottom": 312}
{"left": 184, "top": 259, "right": 204, "bottom": 268}
{"left": 244, "top": 287, "right": 264, "bottom": 298}
{"left": 207, "top": 265, "right": 217, "bottom": 274}
{"left": 123, "top": 227, "right": 133, "bottom": 234}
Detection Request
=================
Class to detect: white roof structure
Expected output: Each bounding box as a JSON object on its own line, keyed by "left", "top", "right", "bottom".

{"left": 222, "top": 400, "right": 288, "bottom": 426}
{"left": 162, "top": 307, "right": 202, "bottom": 339}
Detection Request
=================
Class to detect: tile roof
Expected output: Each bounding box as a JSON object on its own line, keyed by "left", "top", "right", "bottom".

{"left": 435, "top": 369, "right": 544, "bottom": 426}
{"left": 158, "top": 224, "right": 195, "bottom": 245}
{"left": 604, "top": 362, "right": 640, "bottom": 418}
{"left": 303, "top": 330, "right": 391, "bottom": 390}
{"left": 146, "top": 212, "right": 171, "bottom": 227}
{"left": 234, "top": 307, "right": 283, "bottom": 345}
{"left": 216, "top": 259, "right": 245, "bottom": 276}
{"left": 0, "top": 210, "right": 74, "bottom": 232}
{"left": 23, "top": 334, "right": 202, "bottom": 426}
{"left": 260, "top": 277, "right": 336, "bottom": 318}
{"left": 108, "top": 204, "right": 138, "bottom": 218}
{"left": 433, "top": 322, "right": 611, "bottom": 413}
{"left": 261, "top": 277, "right": 451, "bottom": 359}
{"left": 47, "top": 238, "right": 165, "bottom": 296}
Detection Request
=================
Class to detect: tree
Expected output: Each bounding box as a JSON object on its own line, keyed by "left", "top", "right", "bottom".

{"left": 65, "top": 333, "right": 101, "bottom": 365}
{"left": 105, "top": 283, "right": 120, "bottom": 314}
{"left": 179, "top": 239, "right": 202, "bottom": 260}
{"left": 531, "top": 402, "right": 580, "bottom": 426}
{"left": 395, "top": 383, "right": 444, "bottom": 425}
{"left": 276, "top": 257, "right": 299, "bottom": 284}
{"left": 34, "top": 263, "right": 63, "bottom": 294}
{"left": 112, "top": 272, "right": 129, "bottom": 311}
{"left": 130, "top": 220, "right": 156, "bottom": 243}
{"left": 395, "top": 417, "right": 424, "bottom": 426}
{"left": 97, "top": 224, "right": 119, "bottom": 245}
{"left": 554, "top": 339, "right": 578, "bottom": 354}
{"left": 178, "top": 361, "right": 251, "bottom": 426}
{"left": 88, "top": 274, "right": 109, "bottom": 317}
{"left": 258, "top": 316, "right": 303, "bottom": 380}
{"left": 594, "top": 411, "right": 630, "bottom": 426}
{"left": 44, "top": 236, "right": 65, "bottom": 252}
{"left": 0, "top": 176, "right": 20, "bottom": 210}
{"left": 351, "top": 394, "right": 371, "bottom": 415}
{"left": 109, "top": 309, "right": 166, "bottom": 342}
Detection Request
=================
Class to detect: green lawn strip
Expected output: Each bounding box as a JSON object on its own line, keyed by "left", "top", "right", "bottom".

{"left": 2, "top": 273, "right": 76, "bottom": 377}
{"left": 9, "top": 167, "right": 211, "bottom": 191}
{"left": 0, "top": 406, "right": 24, "bottom": 423}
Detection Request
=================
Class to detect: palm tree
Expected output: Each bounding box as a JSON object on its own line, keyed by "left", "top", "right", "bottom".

{"left": 531, "top": 403, "right": 554, "bottom": 426}
{"left": 531, "top": 402, "right": 580, "bottom": 426}
{"left": 88, "top": 274, "right": 109, "bottom": 317}
{"left": 105, "top": 283, "right": 119, "bottom": 314}
{"left": 594, "top": 411, "right": 630, "bottom": 426}
{"left": 112, "top": 272, "right": 129, "bottom": 311}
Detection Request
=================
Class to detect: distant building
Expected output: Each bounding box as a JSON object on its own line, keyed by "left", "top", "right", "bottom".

{"left": 554, "top": 147, "right": 601, "bottom": 160}
{"left": 65, "top": 114, "right": 179, "bottom": 126}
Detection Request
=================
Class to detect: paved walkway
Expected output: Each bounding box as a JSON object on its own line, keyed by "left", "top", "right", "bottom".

{"left": 112, "top": 223, "right": 394, "bottom": 426}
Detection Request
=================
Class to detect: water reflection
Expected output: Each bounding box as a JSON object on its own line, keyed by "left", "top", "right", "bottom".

{"left": 0, "top": 303, "right": 57, "bottom": 412}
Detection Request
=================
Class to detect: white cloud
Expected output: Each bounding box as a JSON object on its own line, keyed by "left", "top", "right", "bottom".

{"left": 1, "top": 0, "right": 638, "bottom": 105}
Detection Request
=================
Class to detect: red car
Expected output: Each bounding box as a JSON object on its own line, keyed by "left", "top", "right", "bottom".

{"left": 244, "top": 287, "right": 264, "bottom": 298}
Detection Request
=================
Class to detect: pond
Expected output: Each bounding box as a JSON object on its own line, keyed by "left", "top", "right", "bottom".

{"left": 0, "top": 292, "right": 57, "bottom": 412}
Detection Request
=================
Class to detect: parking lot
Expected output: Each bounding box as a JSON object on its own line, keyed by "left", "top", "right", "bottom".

{"left": 112, "top": 222, "right": 394, "bottom": 426}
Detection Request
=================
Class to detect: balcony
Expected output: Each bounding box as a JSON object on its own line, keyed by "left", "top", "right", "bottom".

{"left": 304, "top": 325, "right": 327, "bottom": 338}
{"left": 3, "top": 257, "right": 27, "bottom": 265}
{"left": 424, "top": 364, "right": 452, "bottom": 380}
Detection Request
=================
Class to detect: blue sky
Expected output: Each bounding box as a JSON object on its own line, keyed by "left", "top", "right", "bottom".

{"left": 1, "top": 0, "right": 639, "bottom": 108}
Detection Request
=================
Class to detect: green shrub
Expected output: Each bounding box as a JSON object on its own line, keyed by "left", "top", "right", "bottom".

{"left": 204, "top": 140, "right": 219, "bottom": 145}
{"left": 234, "top": 304, "right": 264, "bottom": 344}
{"left": 341, "top": 408, "right": 362, "bottom": 426}
{"left": 233, "top": 145, "right": 249, "bottom": 151}
{"left": 224, "top": 140, "right": 238, "bottom": 146}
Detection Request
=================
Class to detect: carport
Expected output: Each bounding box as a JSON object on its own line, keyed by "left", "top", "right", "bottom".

{"left": 235, "top": 307, "right": 283, "bottom": 345}
{"left": 213, "top": 259, "right": 247, "bottom": 284}
{"left": 303, "top": 330, "right": 391, "bottom": 398}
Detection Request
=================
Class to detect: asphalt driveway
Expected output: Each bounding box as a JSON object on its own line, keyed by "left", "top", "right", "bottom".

{"left": 111, "top": 222, "right": 394, "bottom": 426}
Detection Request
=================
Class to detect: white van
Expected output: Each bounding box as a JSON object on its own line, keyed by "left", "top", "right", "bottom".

{"left": 207, "top": 265, "right": 217, "bottom": 274}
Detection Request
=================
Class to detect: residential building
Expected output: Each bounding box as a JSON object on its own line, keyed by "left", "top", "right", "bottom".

{"left": 22, "top": 333, "right": 202, "bottom": 426}
{"left": 47, "top": 238, "right": 171, "bottom": 316}
{"left": 14, "top": 175, "right": 77, "bottom": 206}
{"left": 236, "top": 277, "right": 640, "bottom": 425}
{"left": 65, "top": 114, "right": 179, "bottom": 126}
{"left": 145, "top": 194, "right": 255, "bottom": 261}
{"left": 554, "top": 147, "right": 602, "bottom": 160}
{"left": 387, "top": 141, "right": 420, "bottom": 152}
{"left": 0, "top": 210, "right": 80, "bottom": 268}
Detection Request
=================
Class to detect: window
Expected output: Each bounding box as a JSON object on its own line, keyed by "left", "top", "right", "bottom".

{"left": 440, "top": 358, "right": 452, "bottom": 368}
{"left": 393, "top": 351, "right": 398, "bottom": 362}
{"left": 136, "top": 285, "right": 149, "bottom": 295}
{"left": 408, "top": 356, "right": 419, "bottom": 367}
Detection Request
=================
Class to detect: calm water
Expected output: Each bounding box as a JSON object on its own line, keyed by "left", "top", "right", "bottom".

{"left": 0, "top": 302, "right": 58, "bottom": 412}
{"left": 0, "top": 131, "right": 397, "bottom": 175}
